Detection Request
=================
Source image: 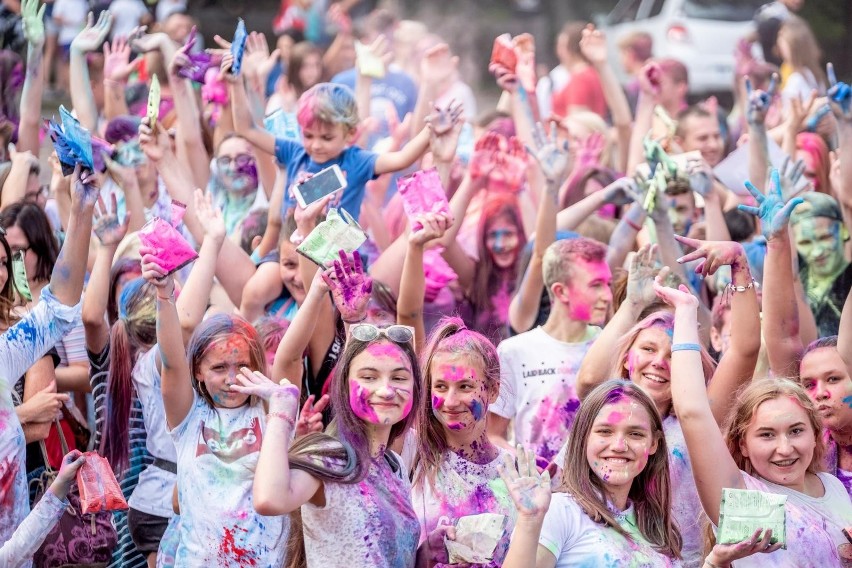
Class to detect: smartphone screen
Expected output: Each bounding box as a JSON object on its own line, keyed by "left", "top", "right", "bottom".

{"left": 296, "top": 166, "right": 347, "bottom": 206}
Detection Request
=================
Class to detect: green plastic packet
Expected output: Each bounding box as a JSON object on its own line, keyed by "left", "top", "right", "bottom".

{"left": 13, "top": 250, "right": 32, "bottom": 302}
{"left": 717, "top": 488, "right": 787, "bottom": 548}
{"left": 297, "top": 208, "right": 367, "bottom": 266}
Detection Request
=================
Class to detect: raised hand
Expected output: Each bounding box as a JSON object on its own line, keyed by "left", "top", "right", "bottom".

{"left": 409, "top": 212, "right": 452, "bottom": 246}
{"left": 128, "top": 26, "right": 165, "bottom": 54}
{"left": 93, "top": 192, "right": 129, "bottom": 246}
{"left": 171, "top": 27, "right": 214, "bottom": 82}
{"left": 322, "top": 250, "right": 373, "bottom": 324}
{"left": 707, "top": 529, "right": 782, "bottom": 564}
{"left": 777, "top": 156, "right": 809, "bottom": 199}
{"left": 526, "top": 121, "right": 570, "bottom": 183}
{"left": 469, "top": 131, "right": 503, "bottom": 184}
{"left": 193, "top": 188, "right": 226, "bottom": 242}
{"left": 71, "top": 11, "right": 113, "bottom": 54}
{"left": 243, "top": 31, "right": 280, "bottom": 82}
{"left": 21, "top": 0, "right": 46, "bottom": 48}
{"left": 738, "top": 168, "right": 804, "bottom": 240}
{"left": 140, "top": 245, "right": 174, "bottom": 296}
{"left": 420, "top": 43, "right": 457, "bottom": 88}
{"left": 294, "top": 394, "right": 330, "bottom": 437}
{"left": 103, "top": 36, "right": 140, "bottom": 82}
{"left": 653, "top": 271, "right": 699, "bottom": 310}
{"left": 579, "top": 24, "right": 607, "bottom": 67}
{"left": 512, "top": 33, "right": 536, "bottom": 92}
{"left": 231, "top": 367, "right": 299, "bottom": 405}
{"left": 638, "top": 62, "right": 662, "bottom": 99}
{"left": 827, "top": 62, "right": 852, "bottom": 121}
{"left": 138, "top": 116, "right": 169, "bottom": 162}
{"left": 576, "top": 131, "right": 606, "bottom": 169}
{"left": 601, "top": 176, "right": 640, "bottom": 206}
{"left": 674, "top": 236, "right": 746, "bottom": 277}
{"left": 626, "top": 244, "right": 661, "bottom": 307}
{"left": 71, "top": 163, "right": 100, "bottom": 212}
{"left": 426, "top": 100, "right": 463, "bottom": 162}
{"left": 745, "top": 74, "right": 777, "bottom": 126}
{"left": 498, "top": 445, "right": 551, "bottom": 519}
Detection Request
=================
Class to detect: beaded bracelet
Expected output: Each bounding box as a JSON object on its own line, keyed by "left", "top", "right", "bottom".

{"left": 267, "top": 411, "right": 295, "bottom": 428}
{"left": 725, "top": 279, "right": 760, "bottom": 294}
{"left": 671, "top": 343, "right": 702, "bottom": 352}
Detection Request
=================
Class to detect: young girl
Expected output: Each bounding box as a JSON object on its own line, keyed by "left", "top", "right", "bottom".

{"left": 239, "top": 321, "right": 423, "bottom": 567}
{"left": 412, "top": 317, "right": 516, "bottom": 567}
{"left": 500, "top": 380, "right": 682, "bottom": 566}
{"left": 777, "top": 16, "right": 826, "bottom": 110}
{"left": 658, "top": 274, "right": 852, "bottom": 567}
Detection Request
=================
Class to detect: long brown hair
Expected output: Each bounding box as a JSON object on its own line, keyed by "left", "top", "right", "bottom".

{"left": 723, "top": 379, "right": 825, "bottom": 478}
{"left": 558, "top": 380, "right": 682, "bottom": 559}
{"left": 412, "top": 317, "right": 500, "bottom": 489}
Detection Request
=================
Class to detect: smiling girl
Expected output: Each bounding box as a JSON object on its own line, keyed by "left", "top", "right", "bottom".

{"left": 500, "top": 380, "right": 681, "bottom": 567}
{"left": 244, "top": 323, "right": 423, "bottom": 567}
{"left": 412, "top": 317, "right": 516, "bottom": 567}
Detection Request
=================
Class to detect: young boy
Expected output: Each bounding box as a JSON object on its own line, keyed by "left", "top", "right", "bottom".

{"left": 229, "top": 62, "right": 454, "bottom": 221}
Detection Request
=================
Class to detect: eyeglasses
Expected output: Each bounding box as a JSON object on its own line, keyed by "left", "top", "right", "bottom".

{"left": 215, "top": 153, "right": 255, "bottom": 169}
{"left": 349, "top": 324, "right": 414, "bottom": 345}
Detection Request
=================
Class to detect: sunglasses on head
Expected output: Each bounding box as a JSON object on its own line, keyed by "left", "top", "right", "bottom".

{"left": 349, "top": 324, "right": 414, "bottom": 345}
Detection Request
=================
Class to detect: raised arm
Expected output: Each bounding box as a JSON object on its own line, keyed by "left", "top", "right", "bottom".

{"left": 69, "top": 11, "right": 113, "bottom": 132}
{"left": 827, "top": 63, "right": 852, "bottom": 225}
{"left": 576, "top": 245, "right": 661, "bottom": 399}
{"left": 626, "top": 63, "right": 661, "bottom": 175}
{"left": 102, "top": 37, "right": 138, "bottom": 120}
{"left": 738, "top": 169, "right": 805, "bottom": 377}
{"left": 82, "top": 193, "right": 129, "bottom": 353}
{"left": 225, "top": 54, "right": 276, "bottom": 155}
{"left": 656, "top": 275, "right": 745, "bottom": 524}
{"left": 745, "top": 75, "right": 777, "bottom": 194}
{"left": 17, "top": 0, "right": 47, "bottom": 155}
{"left": 675, "top": 237, "right": 760, "bottom": 424}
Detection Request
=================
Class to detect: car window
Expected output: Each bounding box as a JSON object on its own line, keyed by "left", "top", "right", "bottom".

{"left": 648, "top": 0, "right": 666, "bottom": 18}
{"left": 682, "top": 0, "right": 766, "bottom": 21}
{"left": 608, "top": 0, "right": 644, "bottom": 24}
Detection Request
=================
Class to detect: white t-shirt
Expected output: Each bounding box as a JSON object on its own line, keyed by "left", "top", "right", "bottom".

{"left": 781, "top": 69, "right": 821, "bottom": 111}
{"left": 52, "top": 0, "right": 88, "bottom": 45}
{"left": 491, "top": 326, "right": 599, "bottom": 461}
{"left": 128, "top": 346, "right": 177, "bottom": 519}
{"left": 171, "top": 396, "right": 288, "bottom": 567}
{"left": 109, "top": 0, "right": 150, "bottom": 39}
{"left": 726, "top": 471, "right": 852, "bottom": 567}
{"left": 411, "top": 448, "right": 516, "bottom": 567}
{"left": 539, "top": 492, "right": 681, "bottom": 567}
{"left": 552, "top": 416, "right": 705, "bottom": 567}
{"left": 434, "top": 80, "right": 478, "bottom": 122}
{"left": 301, "top": 451, "right": 420, "bottom": 567}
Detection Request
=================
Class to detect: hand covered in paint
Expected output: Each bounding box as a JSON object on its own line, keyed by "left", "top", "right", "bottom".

{"left": 140, "top": 246, "right": 175, "bottom": 296}
{"left": 49, "top": 450, "right": 86, "bottom": 500}
{"left": 745, "top": 74, "right": 777, "bottom": 126}
{"left": 576, "top": 131, "right": 606, "bottom": 169}
{"left": 738, "top": 168, "right": 804, "bottom": 241}
{"left": 294, "top": 394, "right": 330, "bottom": 437}
{"left": 777, "top": 156, "right": 810, "bottom": 200}
{"left": 93, "top": 192, "right": 129, "bottom": 246}
{"left": 674, "top": 236, "right": 746, "bottom": 277}
{"left": 469, "top": 131, "right": 502, "bottom": 184}
{"left": 409, "top": 212, "right": 452, "bottom": 247}
{"left": 512, "top": 33, "right": 536, "bottom": 92}
{"left": 426, "top": 99, "right": 463, "bottom": 162}
{"left": 425, "top": 517, "right": 457, "bottom": 564}
{"left": 71, "top": 11, "right": 113, "bottom": 54}
{"left": 194, "top": 188, "right": 226, "bottom": 243}
{"left": 232, "top": 368, "right": 300, "bottom": 413}
{"left": 498, "top": 445, "right": 551, "bottom": 519}
{"left": 601, "top": 177, "right": 641, "bottom": 206}
{"left": 322, "top": 250, "right": 373, "bottom": 324}
{"left": 71, "top": 163, "right": 100, "bottom": 212}
{"left": 626, "top": 244, "right": 661, "bottom": 308}
{"left": 827, "top": 63, "right": 852, "bottom": 121}
{"left": 653, "top": 271, "right": 699, "bottom": 310}
{"left": 707, "top": 529, "right": 782, "bottom": 564}
{"left": 638, "top": 62, "right": 662, "bottom": 99}
{"left": 21, "top": 0, "right": 46, "bottom": 48}
{"left": 526, "top": 121, "right": 570, "bottom": 184}
{"left": 104, "top": 36, "right": 141, "bottom": 83}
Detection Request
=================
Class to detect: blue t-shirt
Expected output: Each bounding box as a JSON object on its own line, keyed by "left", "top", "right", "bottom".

{"left": 274, "top": 138, "right": 378, "bottom": 220}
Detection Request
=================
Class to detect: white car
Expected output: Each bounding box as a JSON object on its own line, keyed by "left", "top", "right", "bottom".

{"left": 596, "top": 0, "right": 765, "bottom": 94}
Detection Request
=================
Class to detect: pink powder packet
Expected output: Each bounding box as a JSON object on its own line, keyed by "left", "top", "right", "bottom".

{"left": 169, "top": 200, "right": 186, "bottom": 227}
{"left": 397, "top": 168, "right": 450, "bottom": 230}
{"left": 138, "top": 217, "right": 198, "bottom": 275}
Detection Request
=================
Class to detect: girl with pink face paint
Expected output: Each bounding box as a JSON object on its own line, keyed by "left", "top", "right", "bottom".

{"left": 411, "top": 317, "right": 516, "bottom": 567}
{"left": 247, "top": 326, "right": 424, "bottom": 567}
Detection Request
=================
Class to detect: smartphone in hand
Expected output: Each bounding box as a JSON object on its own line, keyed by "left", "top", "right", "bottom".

{"left": 293, "top": 164, "right": 348, "bottom": 208}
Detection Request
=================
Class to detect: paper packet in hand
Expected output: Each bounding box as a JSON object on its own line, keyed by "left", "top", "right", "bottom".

{"left": 297, "top": 208, "right": 366, "bottom": 266}
{"left": 138, "top": 203, "right": 198, "bottom": 275}
{"left": 355, "top": 41, "right": 386, "bottom": 78}
{"left": 445, "top": 513, "right": 507, "bottom": 564}
{"left": 490, "top": 34, "right": 517, "bottom": 72}
{"left": 230, "top": 19, "right": 248, "bottom": 76}
{"left": 76, "top": 452, "right": 129, "bottom": 514}
{"left": 176, "top": 27, "right": 214, "bottom": 83}
{"left": 12, "top": 250, "right": 31, "bottom": 302}
{"left": 397, "top": 168, "right": 450, "bottom": 230}
{"left": 48, "top": 107, "right": 112, "bottom": 174}
{"left": 717, "top": 488, "right": 787, "bottom": 548}
{"left": 148, "top": 74, "right": 161, "bottom": 131}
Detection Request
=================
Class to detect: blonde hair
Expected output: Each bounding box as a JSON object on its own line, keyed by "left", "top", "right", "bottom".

{"left": 778, "top": 16, "right": 826, "bottom": 87}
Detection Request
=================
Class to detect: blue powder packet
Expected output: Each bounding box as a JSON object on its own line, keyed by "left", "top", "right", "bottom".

{"left": 59, "top": 105, "right": 94, "bottom": 171}
{"left": 230, "top": 19, "right": 248, "bottom": 76}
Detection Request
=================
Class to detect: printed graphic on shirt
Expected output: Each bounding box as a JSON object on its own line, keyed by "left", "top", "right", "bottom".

{"left": 196, "top": 417, "right": 262, "bottom": 463}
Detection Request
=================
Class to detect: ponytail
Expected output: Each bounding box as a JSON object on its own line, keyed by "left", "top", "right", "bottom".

{"left": 100, "top": 319, "right": 135, "bottom": 476}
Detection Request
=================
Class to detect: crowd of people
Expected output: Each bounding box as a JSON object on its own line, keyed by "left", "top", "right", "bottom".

{"left": 0, "top": 0, "right": 850, "bottom": 566}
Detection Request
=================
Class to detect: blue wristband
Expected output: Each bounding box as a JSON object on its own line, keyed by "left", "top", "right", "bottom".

{"left": 671, "top": 343, "right": 702, "bottom": 352}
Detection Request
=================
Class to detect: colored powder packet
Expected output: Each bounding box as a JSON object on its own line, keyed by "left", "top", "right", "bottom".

{"left": 355, "top": 41, "right": 386, "bottom": 79}
{"left": 397, "top": 168, "right": 450, "bottom": 230}
{"left": 138, "top": 217, "right": 199, "bottom": 275}
{"left": 148, "top": 74, "right": 161, "bottom": 131}
{"left": 59, "top": 105, "right": 94, "bottom": 171}
{"left": 170, "top": 200, "right": 187, "bottom": 227}
{"left": 178, "top": 51, "right": 213, "bottom": 84}
{"left": 445, "top": 513, "right": 507, "bottom": 564}
{"left": 717, "top": 488, "right": 787, "bottom": 547}
{"left": 47, "top": 119, "right": 77, "bottom": 176}
{"left": 76, "top": 452, "right": 129, "bottom": 514}
{"left": 230, "top": 19, "right": 248, "bottom": 76}
{"left": 264, "top": 109, "right": 302, "bottom": 141}
{"left": 12, "top": 250, "right": 31, "bottom": 302}
{"left": 296, "top": 208, "right": 366, "bottom": 267}
{"left": 490, "top": 34, "right": 517, "bottom": 72}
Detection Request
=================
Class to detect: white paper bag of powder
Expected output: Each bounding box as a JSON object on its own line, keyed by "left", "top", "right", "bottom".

{"left": 445, "top": 513, "right": 507, "bottom": 564}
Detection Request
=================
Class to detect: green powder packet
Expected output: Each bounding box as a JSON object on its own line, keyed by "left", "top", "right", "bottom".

{"left": 297, "top": 208, "right": 367, "bottom": 266}
{"left": 718, "top": 488, "right": 787, "bottom": 548}
{"left": 13, "top": 250, "right": 32, "bottom": 302}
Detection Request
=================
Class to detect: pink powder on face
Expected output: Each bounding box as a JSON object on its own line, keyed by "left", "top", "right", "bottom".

{"left": 365, "top": 342, "right": 407, "bottom": 363}
{"left": 568, "top": 302, "right": 592, "bottom": 321}
{"left": 607, "top": 411, "right": 625, "bottom": 423}
{"left": 626, "top": 351, "right": 637, "bottom": 378}
{"left": 349, "top": 382, "right": 379, "bottom": 423}
{"left": 442, "top": 364, "right": 472, "bottom": 382}
{"left": 431, "top": 395, "right": 444, "bottom": 410}
{"left": 395, "top": 386, "right": 413, "bottom": 419}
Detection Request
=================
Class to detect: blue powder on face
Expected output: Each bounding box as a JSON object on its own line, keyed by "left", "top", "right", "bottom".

{"left": 470, "top": 399, "right": 484, "bottom": 421}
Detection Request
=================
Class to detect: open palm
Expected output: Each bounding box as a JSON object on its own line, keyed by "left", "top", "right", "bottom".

{"left": 499, "top": 446, "right": 551, "bottom": 519}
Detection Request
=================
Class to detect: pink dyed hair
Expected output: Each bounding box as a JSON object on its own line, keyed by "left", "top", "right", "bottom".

{"left": 296, "top": 82, "right": 359, "bottom": 132}
{"left": 796, "top": 132, "right": 831, "bottom": 194}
